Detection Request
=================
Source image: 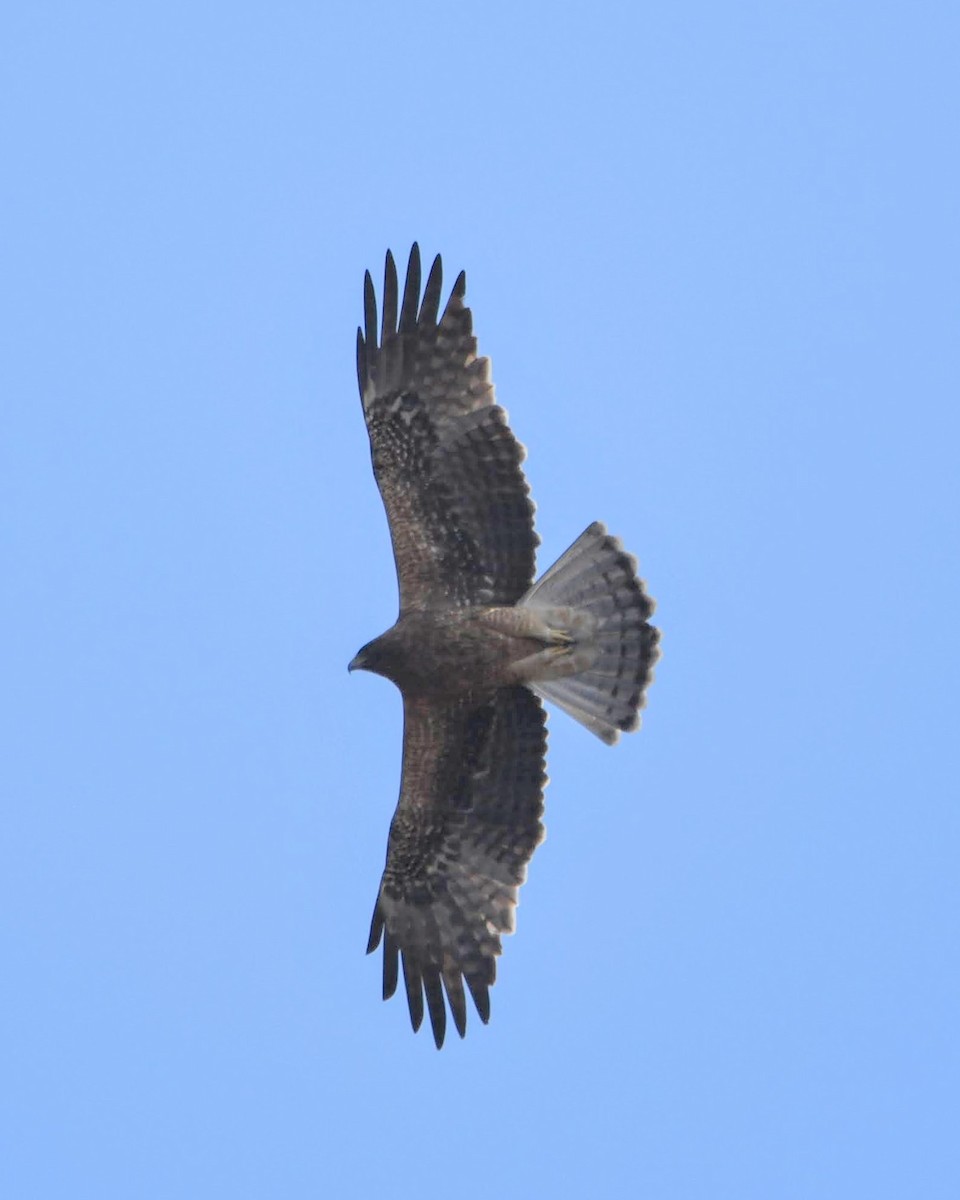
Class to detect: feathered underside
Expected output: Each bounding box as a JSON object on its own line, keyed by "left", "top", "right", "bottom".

{"left": 356, "top": 244, "right": 538, "bottom": 611}
{"left": 353, "top": 247, "right": 659, "bottom": 1050}
{"left": 367, "top": 688, "right": 548, "bottom": 1048}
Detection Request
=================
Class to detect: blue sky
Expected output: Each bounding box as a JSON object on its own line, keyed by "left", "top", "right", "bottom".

{"left": 2, "top": 3, "right": 958, "bottom": 1197}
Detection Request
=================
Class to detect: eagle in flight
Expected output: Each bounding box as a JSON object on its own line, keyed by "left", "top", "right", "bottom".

{"left": 350, "top": 246, "right": 659, "bottom": 1047}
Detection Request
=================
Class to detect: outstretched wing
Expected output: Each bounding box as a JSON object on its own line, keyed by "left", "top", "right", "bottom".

{"left": 367, "top": 686, "right": 548, "bottom": 1048}
{"left": 356, "top": 245, "right": 538, "bottom": 612}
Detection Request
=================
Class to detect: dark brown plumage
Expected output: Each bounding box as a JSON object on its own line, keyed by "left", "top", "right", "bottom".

{"left": 351, "top": 246, "right": 660, "bottom": 1047}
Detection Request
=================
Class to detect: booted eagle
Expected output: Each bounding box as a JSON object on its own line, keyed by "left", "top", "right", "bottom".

{"left": 350, "top": 246, "right": 659, "bottom": 1047}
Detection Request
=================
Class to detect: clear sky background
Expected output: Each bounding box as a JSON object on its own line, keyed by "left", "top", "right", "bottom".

{"left": 2, "top": 4, "right": 958, "bottom": 1197}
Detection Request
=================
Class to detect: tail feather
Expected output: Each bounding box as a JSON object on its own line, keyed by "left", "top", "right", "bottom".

{"left": 520, "top": 522, "right": 659, "bottom": 744}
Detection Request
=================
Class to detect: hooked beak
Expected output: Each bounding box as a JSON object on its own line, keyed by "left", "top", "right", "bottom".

{"left": 347, "top": 650, "right": 366, "bottom": 673}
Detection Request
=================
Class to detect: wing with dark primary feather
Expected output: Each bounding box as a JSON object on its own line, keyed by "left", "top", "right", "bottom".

{"left": 367, "top": 687, "right": 548, "bottom": 1048}
{"left": 356, "top": 245, "right": 538, "bottom": 612}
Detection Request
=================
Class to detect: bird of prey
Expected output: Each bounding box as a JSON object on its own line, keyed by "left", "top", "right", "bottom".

{"left": 350, "top": 246, "right": 659, "bottom": 1047}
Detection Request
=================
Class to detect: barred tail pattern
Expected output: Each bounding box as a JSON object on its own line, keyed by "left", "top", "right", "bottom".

{"left": 521, "top": 522, "right": 660, "bottom": 744}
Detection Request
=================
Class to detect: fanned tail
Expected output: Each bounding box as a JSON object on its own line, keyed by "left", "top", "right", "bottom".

{"left": 520, "top": 522, "right": 659, "bottom": 744}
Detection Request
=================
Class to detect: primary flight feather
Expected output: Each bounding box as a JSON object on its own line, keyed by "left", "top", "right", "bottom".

{"left": 351, "top": 246, "right": 660, "bottom": 1047}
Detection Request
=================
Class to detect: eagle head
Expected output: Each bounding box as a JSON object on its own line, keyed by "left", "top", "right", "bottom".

{"left": 348, "top": 629, "right": 404, "bottom": 683}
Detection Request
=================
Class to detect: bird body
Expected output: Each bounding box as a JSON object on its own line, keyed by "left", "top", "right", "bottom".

{"left": 351, "top": 246, "right": 660, "bottom": 1046}
{"left": 351, "top": 607, "right": 540, "bottom": 699}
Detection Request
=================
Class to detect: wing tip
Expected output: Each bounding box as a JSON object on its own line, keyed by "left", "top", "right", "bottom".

{"left": 401, "top": 954, "right": 425, "bottom": 1034}
{"left": 399, "top": 244, "right": 422, "bottom": 332}
{"left": 419, "top": 252, "right": 444, "bottom": 325}
{"left": 423, "top": 969, "right": 447, "bottom": 1049}
{"left": 467, "top": 976, "right": 491, "bottom": 1025}
{"left": 363, "top": 269, "right": 378, "bottom": 350}
{"left": 443, "top": 969, "right": 468, "bottom": 1040}
{"left": 366, "top": 904, "right": 384, "bottom": 955}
